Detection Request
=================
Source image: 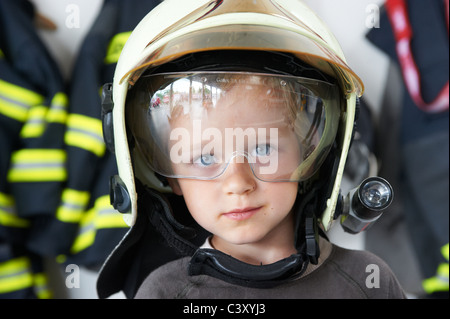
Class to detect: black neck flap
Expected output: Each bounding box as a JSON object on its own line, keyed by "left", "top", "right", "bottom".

{"left": 142, "top": 185, "right": 200, "bottom": 256}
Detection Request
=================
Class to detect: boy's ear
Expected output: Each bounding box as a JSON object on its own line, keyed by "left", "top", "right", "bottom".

{"left": 167, "top": 178, "right": 183, "bottom": 195}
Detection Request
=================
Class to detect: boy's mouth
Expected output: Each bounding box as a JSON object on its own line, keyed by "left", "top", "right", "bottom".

{"left": 222, "top": 207, "right": 261, "bottom": 221}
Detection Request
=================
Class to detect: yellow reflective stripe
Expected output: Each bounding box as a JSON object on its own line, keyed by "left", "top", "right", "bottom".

{"left": 437, "top": 262, "right": 449, "bottom": 279}
{"left": 55, "top": 254, "right": 67, "bottom": 264}
{"left": 20, "top": 93, "right": 68, "bottom": 138}
{"left": 71, "top": 230, "right": 96, "bottom": 255}
{"left": 33, "top": 273, "right": 53, "bottom": 299}
{"left": 442, "top": 243, "right": 449, "bottom": 261}
{"left": 71, "top": 195, "right": 128, "bottom": 254}
{"left": 7, "top": 149, "right": 67, "bottom": 182}
{"left": 95, "top": 195, "right": 128, "bottom": 228}
{"left": 0, "top": 257, "right": 33, "bottom": 294}
{"left": 0, "top": 79, "right": 44, "bottom": 122}
{"left": 422, "top": 244, "right": 450, "bottom": 294}
{"left": 0, "top": 273, "right": 34, "bottom": 294}
{"left": 70, "top": 205, "right": 96, "bottom": 253}
{"left": 0, "top": 79, "right": 44, "bottom": 105}
{"left": 0, "top": 256, "right": 29, "bottom": 275}
{"left": 65, "top": 114, "right": 105, "bottom": 156}
{"left": 47, "top": 92, "right": 68, "bottom": 124}
{"left": 20, "top": 105, "right": 47, "bottom": 138}
{"left": 104, "top": 31, "right": 132, "bottom": 64}
{"left": 0, "top": 192, "right": 29, "bottom": 228}
{"left": 423, "top": 267, "right": 449, "bottom": 293}
{"left": 56, "top": 188, "right": 90, "bottom": 223}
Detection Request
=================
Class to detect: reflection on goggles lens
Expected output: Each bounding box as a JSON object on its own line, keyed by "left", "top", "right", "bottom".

{"left": 128, "top": 72, "right": 340, "bottom": 182}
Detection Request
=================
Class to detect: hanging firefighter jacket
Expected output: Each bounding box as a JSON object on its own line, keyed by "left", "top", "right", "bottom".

{"left": 1, "top": 0, "right": 161, "bottom": 298}
{"left": 0, "top": 0, "right": 63, "bottom": 298}
{"left": 56, "top": 0, "right": 162, "bottom": 268}
{"left": 367, "top": 0, "right": 449, "bottom": 297}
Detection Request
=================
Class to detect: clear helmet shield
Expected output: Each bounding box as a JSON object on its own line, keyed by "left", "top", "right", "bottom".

{"left": 126, "top": 72, "right": 340, "bottom": 183}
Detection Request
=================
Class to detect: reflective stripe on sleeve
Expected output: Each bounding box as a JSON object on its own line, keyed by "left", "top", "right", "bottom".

{"left": 7, "top": 149, "right": 67, "bottom": 182}
{"left": 56, "top": 188, "right": 90, "bottom": 223}
{"left": 104, "top": 31, "right": 132, "bottom": 64}
{"left": 0, "top": 192, "right": 29, "bottom": 227}
{"left": 46, "top": 92, "right": 68, "bottom": 124}
{"left": 0, "top": 79, "right": 44, "bottom": 122}
{"left": 20, "top": 92, "right": 68, "bottom": 138}
{"left": 0, "top": 257, "right": 34, "bottom": 294}
{"left": 65, "top": 114, "right": 105, "bottom": 156}
{"left": 70, "top": 195, "right": 128, "bottom": 254}
{"left": 423, "top": 244, "right": 449, "bottom": 294}
{"left": 33, "top": 272, "right": 53, "bottom": 299}
{"left": 19, "top": 105, "right": 47, "bottom": 138}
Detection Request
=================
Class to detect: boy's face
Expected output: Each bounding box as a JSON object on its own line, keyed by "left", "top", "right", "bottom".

{"left": 167, "top": 82, "right": 299, "bottom": 251}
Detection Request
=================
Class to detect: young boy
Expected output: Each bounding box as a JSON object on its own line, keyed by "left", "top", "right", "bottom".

{"left": 97, "top": 0, "right": 406, "bottom": 299}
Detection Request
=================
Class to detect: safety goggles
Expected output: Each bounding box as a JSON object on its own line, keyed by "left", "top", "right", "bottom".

{"left": 126, "top": 72, "right": 341, "bottom": 182}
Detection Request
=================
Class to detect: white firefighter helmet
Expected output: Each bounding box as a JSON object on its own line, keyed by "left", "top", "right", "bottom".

{"left": 110, "top": 0, "right": 364, "bottom": 230}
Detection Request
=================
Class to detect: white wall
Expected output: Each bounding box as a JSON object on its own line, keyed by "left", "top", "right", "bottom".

{"left": 30, "top": 0, "right": 104, "bottom": 80}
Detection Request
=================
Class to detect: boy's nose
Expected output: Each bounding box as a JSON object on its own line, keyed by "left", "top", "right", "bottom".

{"left": 221, "top": 157, "right": 256, "bottom": 195}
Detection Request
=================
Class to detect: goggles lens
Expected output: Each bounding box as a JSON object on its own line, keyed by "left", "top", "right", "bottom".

{"left": 127, "top": 72, "right": 340, "bottom": 182}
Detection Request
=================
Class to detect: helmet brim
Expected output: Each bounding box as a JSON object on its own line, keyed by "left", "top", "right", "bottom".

{"left": 121, "top": 12, "right": 363, "bottom": 97}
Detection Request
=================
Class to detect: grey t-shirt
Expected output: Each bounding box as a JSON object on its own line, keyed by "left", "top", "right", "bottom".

{"left": 135, "top": 238, "right": 406, "bottom": 299}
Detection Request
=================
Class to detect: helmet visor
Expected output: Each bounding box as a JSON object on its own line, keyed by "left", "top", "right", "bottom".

{"left": 127, "top": 72, "right": 340, "bottom": 182}
{"left": 120, "top": 0, "right": 364, "bottom": 96}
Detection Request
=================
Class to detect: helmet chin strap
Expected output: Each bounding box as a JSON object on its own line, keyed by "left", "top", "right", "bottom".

{"left": 188, "top": 248, "right": 308, "bottom": 289}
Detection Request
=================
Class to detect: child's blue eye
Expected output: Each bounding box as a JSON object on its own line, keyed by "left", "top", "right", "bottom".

{"left": 194, "top": 154, "right": 217, "bottom": 167}
{"left": 253, "top": 144, "right": 272, "bottom": 156}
